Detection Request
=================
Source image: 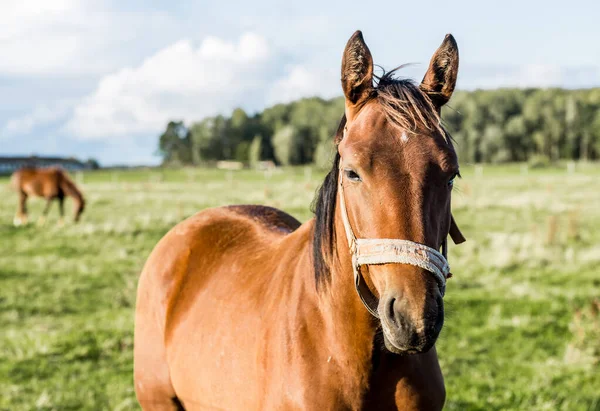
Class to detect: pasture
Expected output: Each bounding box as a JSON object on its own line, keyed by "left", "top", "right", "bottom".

{"left": 1, "top": 164, "right": 599, "bottom": 410}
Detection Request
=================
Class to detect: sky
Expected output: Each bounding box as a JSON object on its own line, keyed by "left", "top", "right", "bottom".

{"left": 1, "top": 0, "right": 599, "bottom": 165}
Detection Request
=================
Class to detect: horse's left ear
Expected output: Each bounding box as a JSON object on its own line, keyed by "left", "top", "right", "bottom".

{"left": 420, "top": 34, "right": 459, "bottom": 108}
{"left": 449, "top": 214, "right": 466, "bottom": 244}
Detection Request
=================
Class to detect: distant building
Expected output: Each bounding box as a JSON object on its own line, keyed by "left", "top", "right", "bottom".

{"left": 256, "top": 161, "right": 277, "bottom": 170}
{"left": 0, "top": 156, "right": 95, "bottom": 175}
{"left": 216, "top": 160, "right": 245, "bottom": 170}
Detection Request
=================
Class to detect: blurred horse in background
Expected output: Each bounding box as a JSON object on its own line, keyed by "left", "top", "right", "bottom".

{"left": 10, "top": 167, "right": 86, "bottom": 225}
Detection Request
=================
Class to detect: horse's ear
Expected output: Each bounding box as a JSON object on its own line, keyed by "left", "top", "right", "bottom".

{"left": 341, "top": 31, "right": 374, "bottom": 111}
{"left": 420, "top": 34, "right": 459, "bottom": 108}
{"left": 449, "top": 214, "right": 466, "bottom": 244}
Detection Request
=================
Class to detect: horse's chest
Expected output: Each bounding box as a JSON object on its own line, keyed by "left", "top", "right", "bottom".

{"left": 361, "top": 349, "right": 446, "bottom": 411}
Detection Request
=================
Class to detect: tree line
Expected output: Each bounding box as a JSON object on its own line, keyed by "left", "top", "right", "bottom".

{"left": 158, "top": 88, "right": 600, "bottom": 168}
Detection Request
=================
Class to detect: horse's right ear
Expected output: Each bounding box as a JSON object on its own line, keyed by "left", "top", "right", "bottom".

{"left": 341, "top": 31, "right": 374, "bottom": 115}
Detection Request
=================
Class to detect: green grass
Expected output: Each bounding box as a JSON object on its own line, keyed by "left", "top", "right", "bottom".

{"left": 1, "top": 164, "right": 599, "bottom": 410}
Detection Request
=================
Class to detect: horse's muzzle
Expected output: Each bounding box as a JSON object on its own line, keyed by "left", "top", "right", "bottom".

{"left": 380, "top": 292, "right": 444, "bottom": 354}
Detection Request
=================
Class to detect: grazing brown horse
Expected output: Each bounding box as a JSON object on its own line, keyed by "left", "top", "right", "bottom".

{"left": 135, "top": 31, "right": 466, "bottom": 410}
{"left": 10, "top": 167, "right": 86, "bottom": 225}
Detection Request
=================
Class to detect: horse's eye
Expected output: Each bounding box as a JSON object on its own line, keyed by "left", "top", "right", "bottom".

{"left": 345, "top": 169, "right": 361, "bottom": 182}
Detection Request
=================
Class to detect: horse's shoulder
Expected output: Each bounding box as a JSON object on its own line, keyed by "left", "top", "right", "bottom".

{"left": 139, "top": 210, "right": 230, "bottom": 300}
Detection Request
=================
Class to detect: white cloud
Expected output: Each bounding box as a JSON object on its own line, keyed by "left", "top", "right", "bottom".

{"left": 0, "top": 0, "right": 178, "bottom": 75}
{"left": 0, "top": 0, "right": 77, "bottom": 24}
{"left": 267, "top": 65, "right": 338, "bottom": 105}
{"left": 64, "top": 32, "right": 342, "bottom": 140}
{"left": 65, "top": 33, "right": 271, "bottom": 139}
{"left": 3, "top": 100, "right": 74, "bottom": 135}
{"left": 0, "top": 0, "right": 84, "bottom": 74}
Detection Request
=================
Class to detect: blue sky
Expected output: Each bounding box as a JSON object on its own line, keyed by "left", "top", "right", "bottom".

{"left": 1, "top": 0, "right": 599, "bottom": 165}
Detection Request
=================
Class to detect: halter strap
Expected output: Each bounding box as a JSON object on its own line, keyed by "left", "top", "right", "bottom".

{"left": 338, "top": 164, "right": 452, "bottom": 319}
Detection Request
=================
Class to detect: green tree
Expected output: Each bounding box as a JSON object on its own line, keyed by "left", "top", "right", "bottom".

{"left": 159, "top": 87, "right": 600, "bottom": 167}
{"left": 234, "top": 141, "right": 250, "bottom": 163}
{"left": 504, "top": 115, "right": 528, "bottom": 161}
{"left": 85, "top": 158, "right": 101, "bottom": 169}
{"left": 248, "top": 135, "right": 263, "bottom": 167}
{"left": 272, "top": 125, "right": 302, "bottom": 166}
{"left": 190, "top": 118, "right": 218, "bottom": 164}
{"left": 314, "top": 138, "right": 335, "bottom": 170}
{"left": 159, "top": 121, "right": 192, "bottom": 165}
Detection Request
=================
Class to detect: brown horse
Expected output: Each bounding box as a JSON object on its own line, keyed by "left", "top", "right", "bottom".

{"left": 10, "top": 167, "right": 86, "bottom": 225}
{"left": 135, "top": 31, "right": 466, "bottom": 410}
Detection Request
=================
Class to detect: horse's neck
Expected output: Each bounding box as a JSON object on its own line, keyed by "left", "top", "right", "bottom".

{"left": 295, "top": 212, "right": 377, "bottom": 400}
{"left": 72, "top": 192, "right": 83, "bottom": 204}
{"left": 63, "top": 183, "right": 83, "bottom": 205}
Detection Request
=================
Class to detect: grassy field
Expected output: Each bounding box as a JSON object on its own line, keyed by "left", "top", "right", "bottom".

{"left": 1, "top": 164, "right": 599, "bottom": 410}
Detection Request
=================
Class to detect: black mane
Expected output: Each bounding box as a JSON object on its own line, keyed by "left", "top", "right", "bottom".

{"left": 311, "top": 150, "right": 341, "bottom": 286}
{"left": 311, "top": 112, "right": 345, "bottom": 285}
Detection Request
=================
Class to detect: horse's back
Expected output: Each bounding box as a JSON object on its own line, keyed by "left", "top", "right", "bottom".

{"left": 11, "top": 167, "right": 62, "bottom": 197}
{"left": 134, "top": 205, "right": 303, "bottom": 409}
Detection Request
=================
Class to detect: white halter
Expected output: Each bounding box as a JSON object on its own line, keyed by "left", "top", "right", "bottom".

{"left": 337, "top": 164, "right": 451, "bottom": 318}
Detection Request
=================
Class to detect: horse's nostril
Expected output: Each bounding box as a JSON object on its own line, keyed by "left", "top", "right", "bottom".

{"left": 387, "top": 298, "right": 397, "bottom": 326}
